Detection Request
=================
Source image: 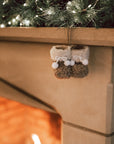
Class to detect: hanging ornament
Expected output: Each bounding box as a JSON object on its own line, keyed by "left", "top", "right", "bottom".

{"left": 50, "top": 45, "right": 72, "bottom": 79}
{"left": 71, "top": 45, "right": 90, "bottom": 78}
{"left": 50, "top": 45, "right": 90, "bottom": 79}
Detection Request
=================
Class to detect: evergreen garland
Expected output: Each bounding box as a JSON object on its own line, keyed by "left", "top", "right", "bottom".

{"left": 0, "top": 0, "right": 114, "bottom": 28}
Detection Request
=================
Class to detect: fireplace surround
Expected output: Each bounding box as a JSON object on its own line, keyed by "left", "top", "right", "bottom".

{"left": 0, "top": 27, "right": 114, "bottom": 144}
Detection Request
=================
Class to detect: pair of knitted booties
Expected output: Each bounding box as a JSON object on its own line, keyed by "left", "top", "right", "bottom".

{"left": 50, "top": 45, "right": 89, "bottom": 79}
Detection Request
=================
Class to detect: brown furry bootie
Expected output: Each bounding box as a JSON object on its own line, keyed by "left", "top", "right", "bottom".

{"left": 50, "top": 45, "right": 72, "bottom": 79}
{"left": 72, "top": 63, "right": 89, "bottom": 78}
{"left": 54, "top": 61, "right": 71, "bottom": 79}
{"left": 71, "top": 45, "right": 89, "bottom": 78}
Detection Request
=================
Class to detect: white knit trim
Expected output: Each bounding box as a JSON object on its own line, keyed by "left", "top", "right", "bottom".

{"left": 50, "top": 45, "right": 90, "bottom": 67}
{"left": 71, "top": 46, "right": 89, "bottom": 64}
{"left": 50, "top": 45, "right": 71, "bottom": 61}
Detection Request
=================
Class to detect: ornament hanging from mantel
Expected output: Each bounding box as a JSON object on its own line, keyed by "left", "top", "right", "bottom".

{"left": 50, "top": 45, "right": 89, "bottom": 79}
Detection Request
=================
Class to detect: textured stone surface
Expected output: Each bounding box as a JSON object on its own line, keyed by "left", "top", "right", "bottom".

{"left": 0, "top": 41, "right": 113, "bottom": 135}
{"left": 63, "top": 124, "right": 112, "bottom": 144}
{"left": 0, "top": 28, "right": 114, "bottom": 46}
{"left": 0, "top": 81, "right": 55, "bottom": 113}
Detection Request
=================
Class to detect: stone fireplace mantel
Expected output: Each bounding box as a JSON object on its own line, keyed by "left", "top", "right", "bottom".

{"left": 0, "top": 27, "right": 114, "bottom": 46}
{"left": 0, "top": 27, "right": 114, "bottom": 144}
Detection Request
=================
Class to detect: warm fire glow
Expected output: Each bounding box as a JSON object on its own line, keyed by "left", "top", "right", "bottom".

{"left": 0, "top": 97, "right": 61, "bottom": 144}
{"left": 32, "top": 134, "right": 41, "bottom": 144}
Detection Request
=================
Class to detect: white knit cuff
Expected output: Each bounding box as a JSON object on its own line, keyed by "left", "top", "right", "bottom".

{"left": 50, "top": 45, "right": 71, "bottom": 61}
{"left": 71, "top": 46, "right": 89, "bottom": 65}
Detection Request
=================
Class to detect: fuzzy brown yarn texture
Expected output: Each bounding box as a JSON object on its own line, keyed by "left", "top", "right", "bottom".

{"left": 72, "top": 63, "right": 88, "bottom": 78}
{"left": 54, "top": 61, "right": 71, "bottom": 79}
{"left": 50, "top": 45, "right": 89, "bottom": 79}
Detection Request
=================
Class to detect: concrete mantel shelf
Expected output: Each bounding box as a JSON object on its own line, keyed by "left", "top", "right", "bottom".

{"left": 0, "top": 27, "right": 114, "bottom": 46}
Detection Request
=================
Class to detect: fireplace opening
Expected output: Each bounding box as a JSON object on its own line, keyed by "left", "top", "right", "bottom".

{"left": 0, "top": 96, "right": 62, "bottom": 144}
